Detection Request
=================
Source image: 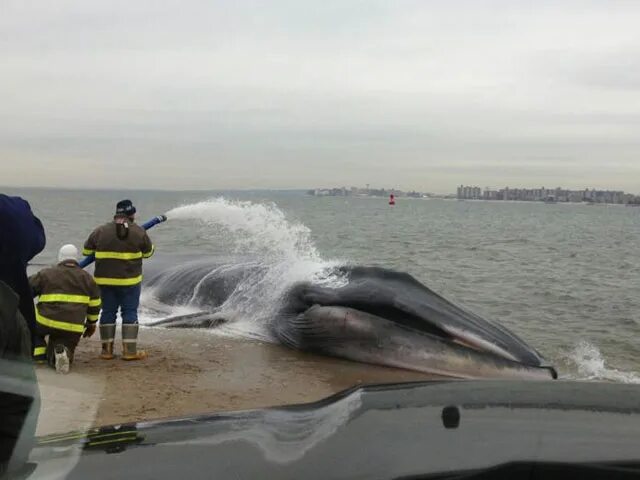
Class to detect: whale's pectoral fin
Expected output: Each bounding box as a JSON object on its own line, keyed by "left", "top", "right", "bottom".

{"left": 147, "top": 311, "right": 227, "bottom": 328}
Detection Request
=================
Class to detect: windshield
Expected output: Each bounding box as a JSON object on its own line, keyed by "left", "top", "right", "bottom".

{"left": 1, "top": 1, "right": 640, "bottom": 479}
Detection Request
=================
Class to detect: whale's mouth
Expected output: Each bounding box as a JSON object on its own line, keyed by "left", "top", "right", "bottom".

{"left": 296, "top": 290, "right": 526, "bottom": 360}
{"left": 321, "top": 302, "right": 558, "bottom": 377}
{"left": 279, "top": 267, "right": 557, "bottom": 379}
{"left": 451, "top": 332, "right": 516, "bottom": 359}
{"left": 273, "top": 303, "right": 558, "bottom": 380}
{"left": 423, "top": 323, "right": 558, "bottom": 379}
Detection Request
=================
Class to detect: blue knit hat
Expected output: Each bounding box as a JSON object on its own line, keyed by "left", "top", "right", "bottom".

{"left": 116, "top": 199, "right": 136, "bottom": 216}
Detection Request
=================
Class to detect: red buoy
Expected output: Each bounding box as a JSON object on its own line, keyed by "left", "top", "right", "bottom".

{"left": 389, "top": 193, "right": 395, "bottom": 206}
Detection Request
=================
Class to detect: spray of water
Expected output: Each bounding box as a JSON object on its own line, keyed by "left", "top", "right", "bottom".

{"left": 564, "top": 340, "right": 640, "bottom": 383}
{"left": 167, "top": 198, "right": 321, "bottom": 262}
{"left": 150, "top": 198, "right": 345, "bottom": 338}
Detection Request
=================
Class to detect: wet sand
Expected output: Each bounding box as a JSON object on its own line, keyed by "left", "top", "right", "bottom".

{"left": 35, "top": 327, "right": 437, "bottom": 436}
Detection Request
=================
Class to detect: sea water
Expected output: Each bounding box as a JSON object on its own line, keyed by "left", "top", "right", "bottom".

{"left": 12, "top": 187, "right": 640, "bottom": 383}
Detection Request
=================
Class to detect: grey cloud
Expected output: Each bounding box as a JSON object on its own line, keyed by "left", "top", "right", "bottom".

{"left": 1, "top": 1, "right": 640, "bottom": 192}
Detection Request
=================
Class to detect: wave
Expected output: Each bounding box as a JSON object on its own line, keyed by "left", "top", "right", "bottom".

{"left": 563, "top": 340, "right": 640, "bottom": 384}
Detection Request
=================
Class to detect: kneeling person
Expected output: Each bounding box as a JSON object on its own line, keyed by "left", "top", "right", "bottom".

{"left": 29, "top": 245, "right": 101, "bottom": 373}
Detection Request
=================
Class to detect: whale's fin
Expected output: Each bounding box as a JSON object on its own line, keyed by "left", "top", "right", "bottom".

{"left": 147, "top": 311, "right": 227, "bottom": 328}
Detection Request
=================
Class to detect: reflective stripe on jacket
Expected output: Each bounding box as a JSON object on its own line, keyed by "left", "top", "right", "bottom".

{"left": 29, "top": 261, "right": 101, "bottom": 334}
{"left": 83, "top": 219, "right": 154, "bottom": 286}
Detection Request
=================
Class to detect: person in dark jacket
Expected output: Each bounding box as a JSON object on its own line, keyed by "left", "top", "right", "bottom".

{"left": 0, "top": 194, "right": 46, "bottom": 352}
{"left": 83, "top": 200, "right": 154, "bottom": 361}
{"left": 0, "top": 283, "right": 39, "bottom": 476}
{"left": 0, "top": 195, "right": 44, "bottom": 475}
{"left": 29, "top": 244, "right": 101, "bottom": 373}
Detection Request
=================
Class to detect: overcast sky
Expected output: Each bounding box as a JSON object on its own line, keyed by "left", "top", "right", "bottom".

{"left": 1, "top": 1, "right": 639, "bottom": 193}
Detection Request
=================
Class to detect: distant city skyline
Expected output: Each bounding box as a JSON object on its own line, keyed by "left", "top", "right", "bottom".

{"left": 304, "top": 183, "right": 638, "bottom": 196}
{"left": 5, "top": 182, "right": 640, "bottom": 200}
{"left": 457, "top": 184, "right": 640, "bottom": 204}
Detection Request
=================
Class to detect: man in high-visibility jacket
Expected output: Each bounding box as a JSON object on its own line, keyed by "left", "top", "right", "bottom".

{"left": 83, "top": 200, "right": 154, "bottom": 361}
{"left": 29, "top": 244, "right": 101, "bottom": 373}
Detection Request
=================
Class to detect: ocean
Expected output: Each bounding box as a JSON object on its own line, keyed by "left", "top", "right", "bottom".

{"left": 8, "top": 187, "right": 640, "bottom": 383}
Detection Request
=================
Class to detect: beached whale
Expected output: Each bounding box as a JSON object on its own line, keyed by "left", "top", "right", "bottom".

{"left": 144, "top": 259, "right": 557, "bottom": 380}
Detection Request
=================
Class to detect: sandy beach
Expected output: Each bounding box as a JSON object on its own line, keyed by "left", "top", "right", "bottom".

{"left": 35, "top": 327, "right": 437, "bottom": 436}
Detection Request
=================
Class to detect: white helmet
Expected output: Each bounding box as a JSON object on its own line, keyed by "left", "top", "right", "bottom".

{"left": 58, "top": 244, "right": 79, "bottom": 263}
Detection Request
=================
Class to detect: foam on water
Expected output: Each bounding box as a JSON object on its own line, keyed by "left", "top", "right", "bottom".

{"left": 141, "top": 198, "right": 345, "bottom": 337}
{"left": 564, "top": 340, "right": 640, "bottom": 384}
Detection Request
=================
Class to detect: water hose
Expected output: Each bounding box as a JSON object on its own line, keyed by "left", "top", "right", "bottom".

{"left": 79, "top": 215, "right": 168, "bottom": 268}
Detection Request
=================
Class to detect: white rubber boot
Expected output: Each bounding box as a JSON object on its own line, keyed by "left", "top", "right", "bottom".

{"left": 54, "top": 344, "right": 70, "bottom": 374}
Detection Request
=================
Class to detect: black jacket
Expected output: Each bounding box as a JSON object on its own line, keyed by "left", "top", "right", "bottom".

{"left": 0, "top": 194, "right": 46, "bottom": 342}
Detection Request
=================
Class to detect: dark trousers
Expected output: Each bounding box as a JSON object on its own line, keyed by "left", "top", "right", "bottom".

{"left": 99, "top": 284, "right": 141, "bottom": 325}
{"left": 45, "top": 333, "right": 80, "bottom": 367}
{"left": 34, "top": 326, "right": 81, "bottom": 367}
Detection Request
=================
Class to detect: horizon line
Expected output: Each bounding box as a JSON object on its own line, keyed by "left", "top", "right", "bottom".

{"left": 1, "top": 184, "right": 637, "bottom": 196}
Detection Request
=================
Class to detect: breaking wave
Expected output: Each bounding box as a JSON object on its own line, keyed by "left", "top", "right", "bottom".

{"left": 563, "top": 341, "right": 640, "bottom": 384}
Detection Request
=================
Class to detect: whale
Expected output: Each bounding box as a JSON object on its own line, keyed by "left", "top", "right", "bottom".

{"left": 144, "top": 259, "right": 557, "bottom": 380}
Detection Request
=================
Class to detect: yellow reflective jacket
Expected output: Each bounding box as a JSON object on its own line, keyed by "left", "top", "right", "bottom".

{"left": 83, "top": 218, "right": 154, "bottom": 286}
{"left": 29, "top": 261, "right": 101, "bottom": 334}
